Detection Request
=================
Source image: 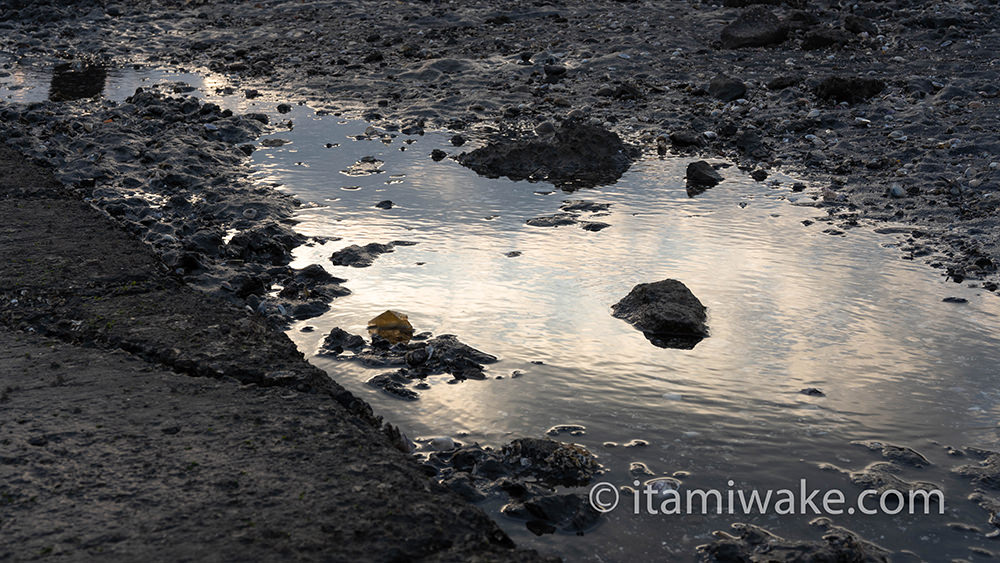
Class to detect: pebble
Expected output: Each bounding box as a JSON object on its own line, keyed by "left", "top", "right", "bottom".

{"left": 889, "top": 183, "right": 906, "bottom": 198}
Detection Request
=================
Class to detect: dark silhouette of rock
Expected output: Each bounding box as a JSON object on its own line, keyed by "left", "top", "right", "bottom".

{"left": 612, "top": 279, "right": 708, "bottom": 349}
{"left": 458, "top": 119, "right": 639, "bottom": 189}
{"left": 686, "top": 161, "right": 723, "bottom": 187}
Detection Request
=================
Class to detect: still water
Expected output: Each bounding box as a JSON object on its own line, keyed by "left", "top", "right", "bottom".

{"left": 259, "top": 106, "right": 1000, "bottom": 561}
{"left": 4, "top": 62, "right": 1000, "bottom": 560}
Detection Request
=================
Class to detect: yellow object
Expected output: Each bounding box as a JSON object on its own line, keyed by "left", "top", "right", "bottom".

{"left": 367, "top": 310, "right": 414, "bottom": 344}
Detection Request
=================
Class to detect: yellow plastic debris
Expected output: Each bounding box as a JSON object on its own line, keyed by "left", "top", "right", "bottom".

{"left": 367, "top": 310, "right": 414, "bottom": 344}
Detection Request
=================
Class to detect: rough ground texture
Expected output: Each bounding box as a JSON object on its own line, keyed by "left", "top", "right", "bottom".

{"left": 0, "top": 146, "right": 552, "bottom": 562}
{"left": 2, "top": 0, "right": 998, "bottom": 288}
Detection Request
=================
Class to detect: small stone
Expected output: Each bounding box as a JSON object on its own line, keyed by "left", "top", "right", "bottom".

{"left": 800, "top": 388, "right": 826, "bottom": 397}
{"left": 276, "top": 103, "right": 292, "bottom": 114}
{"left": 431, "top": 149, "right": 447, "bottom": 161}
{"left": 942, "top": 297, "right": 968, "bottom": 304}
{"left": 889, "top": 183, "right": 906, "bottom": 198}
{"left": 374, "top": 200, "right": 394, "bottom": 209}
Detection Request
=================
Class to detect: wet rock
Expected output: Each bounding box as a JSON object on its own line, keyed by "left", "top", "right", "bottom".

{"left": 450, "top": 135, "right": 466, "bottom": 147}
{"left": 501, "top": 438, "right": 602, "bottom": 487}
{"left": 329, "top": 241, "right": 412, "bottom": 268}
{"left": 581, "top": 222, "right": 610, "bottom": 232}
{"left": 458, "top": 119, "right": 639, "bottom": 189}
{"left": 720, "top": 6, "right": 788, "bottom": 49}
{"left": 430, "top": 149, "right": 448, "bottom": 161}
{"left": 699, "top": 519, "right": 892, "bottom": 562}
{"left": 707, "top": 75, "right": 747, "bottom": 102}
{"left": 751, "top": 169, "right": 768, "bottom": 182}
{"left": 686, "top": 161, "right": 723, "bottom": 187}
{"left": 800, "top": 387, "right": 825, "bottom": 397}
{"left": 612, "top": 279, "right": 708, "bottom": 349}
{"left": 814, "top": 76, "right": 885, "bottom": 104}
{"left": 525, "top": 213, "right": 578, "bottom": 227}
{"left": 955, "top": 450, "right": 1000, "bottom": 489}
{"left": 559, "top": 200, "right": 610, "bottom": 213}
{"left": 341, "top": 156, "right": 384, "bottom": 176}
{"left": 942, "top": 296, "right": 968, "bottom": 304}
{"left": 227, "top": 223, "right": 305, "bottom": 265}
{"left": 502, "top": 492, "right": 600, "bottom": 535}
{"left": 367, "top": 372, "right": 419, "bottom": 401}
{"left": 852, "top": 440, "right": 931, "bottom": 467}
{"left": 318, "top": 327, "right": 366, "bottom": 355}
{"left": 374, "top": 199, "right": 394, "bottom": 209}
{"left": 669, "top": 131, "right": 703, "bottom": 148}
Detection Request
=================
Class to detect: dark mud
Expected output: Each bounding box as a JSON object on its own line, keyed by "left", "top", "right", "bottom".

{"left": 4, "top": 0, "right": 998, "bottom": 287}
{"left": 0, "top": 146, "right": 552, "bottom": 562}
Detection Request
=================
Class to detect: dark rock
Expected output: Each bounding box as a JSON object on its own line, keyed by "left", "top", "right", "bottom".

{"left": 318, "top": 327, "right": 366, "bottom": 355}
{"left": 431, "top": 149, "right": 447, "bottom": 161}
{"left": 669, "top": 131, "right": 703, "bottom": 147}
{"left": 374, "top": 200, "right": 394, "bottom": 209}
{"left": 955, "top": 451, "right": 1000, "bottom": 489}
{"left": 708, "top": 75, "right": 747, "bottom": 102}
{"left": 559, "top": 200, "right": 610, "bottom": 213}
{"left": 450, "top": 134, "right": 466, "bottom": 147}
{"left": 367, "top": 372, "right": 419, "bottom": 401}
{"left": 686, "top": 161, "right": 723, "bottom": 187}
{"left": 458, "top": 119, "right": 639, "bottom": 189}
{"left": 525, "top": 213, "right": 578, "bottom": 227}
{"left": 942, "top": 296, "right": 968, "bottom": 303}
{"left": 815, "top": 76, "right": 885, "bottom": 104}
{"left": 501, "top": 438, "right": 602, "bottom": 487}
{"left": 721, "top": 6, "right": 788, "bottom": 49}
{"left": 329, "top": 242, "right": 405, "bottom": 267}
{"left": 751, "top": 169, "right": 768, "bottom": 182}
{"left": 501, "top": 492, "right": 600, "bottom": 535}
{"left": 800, "top": 387, "right": 825, "bottom": 396}
{"left": 699, "top": 519, "right": 892, "bottom": 562}
{"left": 580, "top": 222, "right": 610, "bottom": 232}
{"left": 612, "top": 279, "right": 708, "bottom": 349}
{"left": 276, "top": 103, "right": 292, "bottom": 114}
{"left": 852, "top": 440, "right": 931, "bottom": 468}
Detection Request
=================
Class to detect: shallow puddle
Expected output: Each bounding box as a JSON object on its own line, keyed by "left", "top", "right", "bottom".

{"left": 5, "top": 62, "right": 1000, "bottom": 560}
{"left": 260, "top": 106, "right": 1000, "bottom": 560}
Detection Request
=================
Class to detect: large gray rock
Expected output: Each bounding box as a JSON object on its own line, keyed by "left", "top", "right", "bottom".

{"left": 611, "top": 279, "right": 708, "bottom": 349}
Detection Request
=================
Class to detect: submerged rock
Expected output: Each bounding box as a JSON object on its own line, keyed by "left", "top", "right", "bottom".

{"left": 612, "top": 280, "right": 708, "bottom": 349}
{"left": 699, "top": 519, "right": 891, "bottom": 562}
{"left": 367, "top": 310, "right": 414, "bottom": 344}
{"left": 318, "top": 326, "right": 497, "bottom": 399}
{"left": 457, "top": 119, "right": 639, "bottom": 189}
{"left": 329, "top": 241, "right": 415, "bottom": 267}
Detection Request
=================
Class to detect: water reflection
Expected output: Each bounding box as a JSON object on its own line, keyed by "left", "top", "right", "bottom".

{"left": 253, "top": 107, "right": 1000, "bottom": 560}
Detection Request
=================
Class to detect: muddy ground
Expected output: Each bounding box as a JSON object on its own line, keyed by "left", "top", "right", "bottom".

{"left": 0, "top": 146, "right": 552, "bottom": 561}
{"left": 2, "top": 0, "right": 998, "bottom": 288}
